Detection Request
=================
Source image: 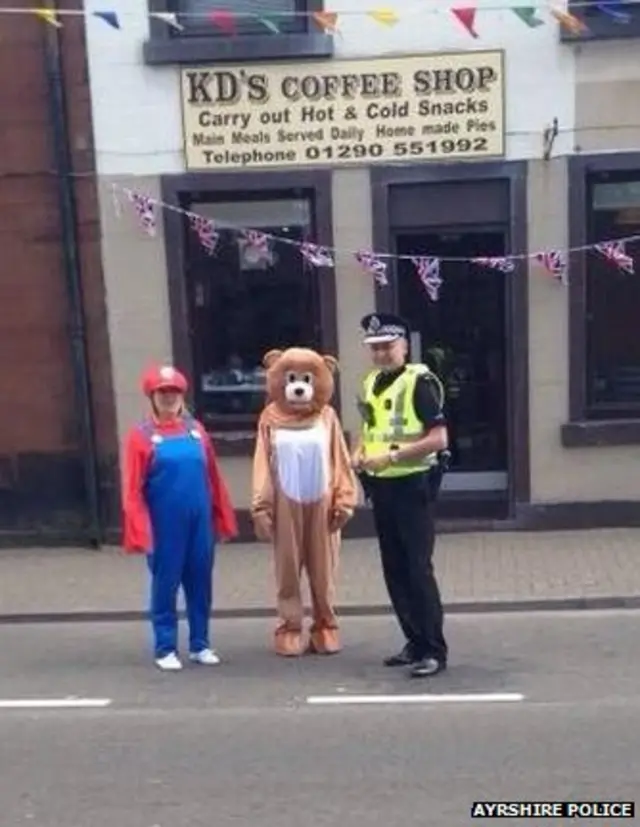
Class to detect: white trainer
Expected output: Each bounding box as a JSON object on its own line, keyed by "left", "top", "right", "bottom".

{"left": 189, "top": 648, "right": 221, "bottom": 666}
{"left": 155, "top": 652, "right": 183, "bottom": 671}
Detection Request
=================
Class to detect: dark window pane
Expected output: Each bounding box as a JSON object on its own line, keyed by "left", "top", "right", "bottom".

{"left": 186, "top": 198, "right": 319, "bottom": 426}
{"left": 177, "top": 0, "right": 305, "bottom": 35}
{"left": 586, "top": 173, "right": 640, "bottom": 416}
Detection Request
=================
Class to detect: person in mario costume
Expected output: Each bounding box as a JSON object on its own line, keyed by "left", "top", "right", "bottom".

{"left": 122, "top": 364, "right": 238, "bottom": 671}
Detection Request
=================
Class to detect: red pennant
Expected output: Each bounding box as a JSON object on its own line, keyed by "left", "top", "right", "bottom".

{"left": 209, "top": 10, "right": 236, "bottom": 33}
{"left": 451, "top": 6, "right": 478, "bottom": 37}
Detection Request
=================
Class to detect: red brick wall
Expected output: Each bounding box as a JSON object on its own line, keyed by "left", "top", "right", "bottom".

{"left": 0, "top": 4, "right": 118, "bottom": 538}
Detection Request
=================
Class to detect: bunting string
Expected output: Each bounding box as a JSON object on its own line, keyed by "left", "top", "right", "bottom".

{"left": 5, "top": 2, "right": 638, "bottom": 37}
{"left": 114, "top": 183, "right": 640, "bottom": 302}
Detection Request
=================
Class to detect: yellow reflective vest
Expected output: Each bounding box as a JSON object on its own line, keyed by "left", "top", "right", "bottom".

{"left": 360, "top": 364, "right": 444, "bottom": 479}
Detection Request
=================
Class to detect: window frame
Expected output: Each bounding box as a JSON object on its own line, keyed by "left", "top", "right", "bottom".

{"left": 160, "top": 169, "right": 338, "bottom": 455}
{"left": 560, "top": 0, "right": 640, "bottom": 42}
{"left": 563, "top": 153, "right": 640, "bottom": 448}
{"left": 144, "top": 0, "right": 334, "bottom": 65}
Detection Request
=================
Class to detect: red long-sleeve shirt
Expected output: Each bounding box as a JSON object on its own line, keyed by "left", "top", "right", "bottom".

{"left": 121, "top": 417, "right": 238, "bottom": 553}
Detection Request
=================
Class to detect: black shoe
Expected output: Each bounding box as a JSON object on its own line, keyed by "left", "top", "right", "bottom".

{"left": 410, "top": 657, "right": 446, "bottom": 678}
{"left": 383, "top": 645, "right": 417, "bottom": 667}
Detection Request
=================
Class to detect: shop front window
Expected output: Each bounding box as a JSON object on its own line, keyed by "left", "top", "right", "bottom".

{"left": 586, "top": 174, "right": 640, "bottom": 418}
{"left": 186, "top": 196, "right": 321, "bottom": 430}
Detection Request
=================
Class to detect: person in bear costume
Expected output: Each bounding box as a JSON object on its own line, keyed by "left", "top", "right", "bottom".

{"left": 251, "top": 347, "right": 357, "bottom": 657}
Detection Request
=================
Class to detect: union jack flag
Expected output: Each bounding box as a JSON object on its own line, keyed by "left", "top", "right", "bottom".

{"left": 595, "top": 241, "right": 634, "bottom": 275}
{"left": 301, "top": 242, "right": 334, "bottom": 268}
{"left": 412, "top": 257, "right": 442, "bottom": 302}
{"left": 535, "top": 250, "right": 567, "bottom": 284}
{"left": 474, "top": 256, "right": 516, "bottom": 274}
{"left": 355, "top": 250, "right": 388, "bottom": 286}
{"left": 128, "top": 191, "right": 156, "bottom": 237}
{"left": 189, "top": 215, "right": 219, "bottom": 255}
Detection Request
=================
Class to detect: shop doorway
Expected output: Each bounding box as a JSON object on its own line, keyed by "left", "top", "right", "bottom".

{"left": 395, "top": 229, "right": 509, "bottom": 494}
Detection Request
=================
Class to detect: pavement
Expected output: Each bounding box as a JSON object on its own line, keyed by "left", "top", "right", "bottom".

{"left": 0, "top": 611, "right": 639, "bottom": 826}
{"left": 1, "top": 528, "right": 640, "bottom": 621}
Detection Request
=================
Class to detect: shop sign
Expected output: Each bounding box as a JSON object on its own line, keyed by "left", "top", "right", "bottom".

{"left": 180, "top": 51, "right": 505, "bottom": 171}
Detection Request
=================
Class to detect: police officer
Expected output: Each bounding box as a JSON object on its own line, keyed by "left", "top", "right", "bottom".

{"left": 352, "top": 313, "right": 449, "bottom": 678}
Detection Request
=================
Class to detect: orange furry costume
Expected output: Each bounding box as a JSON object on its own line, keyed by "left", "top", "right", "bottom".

{"left": 251, "top": 348, "right": 357, "bottom": 656}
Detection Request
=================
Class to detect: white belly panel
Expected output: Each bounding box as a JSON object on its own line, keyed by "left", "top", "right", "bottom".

{"left": 273, "top": 424, "right": 330, "bottom": 503}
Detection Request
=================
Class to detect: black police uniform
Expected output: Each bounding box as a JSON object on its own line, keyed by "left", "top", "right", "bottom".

{"left": 359, "top": 313, "right": 448, "bottom": 678}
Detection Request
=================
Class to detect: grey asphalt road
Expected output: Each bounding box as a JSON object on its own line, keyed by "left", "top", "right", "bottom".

{"left": 0, "top": 610, "right": 639, "bottom": 827}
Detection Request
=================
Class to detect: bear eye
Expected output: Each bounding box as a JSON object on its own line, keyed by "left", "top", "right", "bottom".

{"left": 286, "top": 372, "right": 297, "bottom": 383}
{"left": 302, "top": 373, "right": 312, "bottom": 384}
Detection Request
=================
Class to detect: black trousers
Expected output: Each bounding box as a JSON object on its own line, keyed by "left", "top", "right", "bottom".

{"left": 368, "top": 472, "right": 447, "bottom": 663}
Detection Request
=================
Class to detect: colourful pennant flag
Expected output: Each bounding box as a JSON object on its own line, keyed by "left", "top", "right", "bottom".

{"left": 595, "top": 1, "right": 631, "bottom": 22}
{"left": 34, "top": 8, "right": 62, "bottom": 27}
{"left": 535, "top": 250, "right": 567, "bottom": 283}
{"left": 301, "top": 242, "right": 334, "bottom": 267}
{"left": 127, "top": 191, "right": 156, "bottom": 237}
{"left": 355, "top": 251, "right": 388, "bottom": 286}
{"left": 239, "top": 229, "right": 271, "bottom": 266}
{"left": 151, "top": 11, "right": 184, "bottom": 30}
{"left": 474, "top": 256, "right": 516, "bottom": 273}
{"left": 189, "top": 215, "right": 219, "bottom": 256}
{"left": 93, "top": 11, "right": 121, "bottom": 29}
{"left": 258, "top": 16, "right": 281, "bottom": 33}
{"left": 210, "top": 10, "right": 237, "bottom": 33}
{"left": 550, "top": 8, "right": 588, "bottom": 34}
{"left": 368, "top": 8, "right": 399, "bottom": 26}
{"left": 412, "top": 257, "right": 443, "bottom": 301}
{"left": 595, "top": 241, "right": 634, "bottom": 274}
{"left": 313, "top": 11, "right": 339, "bottom": 32}
{"left": 511, "top": 7, "right": 544, "bottom": 27}
{"left": 451, "top": 6, "right": 478, "bottom": 37}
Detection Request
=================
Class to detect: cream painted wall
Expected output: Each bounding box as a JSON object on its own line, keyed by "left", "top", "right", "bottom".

{"left": 331, "top": 168, "right": 376, "bottom": 437}
{"left": 527, "top": 159, "right": 640, "bottom": 502}
{"left": 84, "top": 0, "right": 576, "bottom": 176}
{"left": 575, "top": 41, "right": 640, "bottom": 153}
{"left": 98, "top": 176, "right": 173, "bottom": 445}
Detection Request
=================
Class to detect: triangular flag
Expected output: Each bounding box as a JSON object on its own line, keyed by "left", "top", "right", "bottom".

{"left": 209, "top": 10, "right": 236, "bottom": 33}
{"left": 93, "top": 11, "right": 121, "bottom": 29}
{"left": 550, "top": 8, "right": 588, "bottom": 34}
{"left": 368, "top": 8, "right": 399, "bottom": 26}
{"left": 313, "top": 11, "right": 339, "bottom": 32}
{"left": 258, "top": 16, "right": 281, "bottom": 33}
{"left": 511, "top": 7, "right": 543, "bottom": 27}
{"left": 451, "top": 6, "right": 478, "bottom": 37}
{"left": 595, "top": 1, "right": 631, "bottom": 22}
{"left": 34, "top": 8, "right": 63, "bottom": 27}
{"left": 151, "top": 11, "right": 184, "bottom": 30}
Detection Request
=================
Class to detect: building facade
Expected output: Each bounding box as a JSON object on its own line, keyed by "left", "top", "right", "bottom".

{"left": 84, "top": 0, "right": 640, "bottom": 540}
{"left": 0, "top": 4, "right": 117, "bottom": 545}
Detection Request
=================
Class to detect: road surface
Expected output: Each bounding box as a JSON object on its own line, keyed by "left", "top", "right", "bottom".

{"left": 0, "top": 610, "right": 638, "bottom": 826}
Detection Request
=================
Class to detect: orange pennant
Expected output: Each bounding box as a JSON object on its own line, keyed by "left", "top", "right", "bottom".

{"left": 550, "top": 8, "right": 588, "bottom": 34}
{"left": 313, "top": 11, "right": 339, "bottom": 32}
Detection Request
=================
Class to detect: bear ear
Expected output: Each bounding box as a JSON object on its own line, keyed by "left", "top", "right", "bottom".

{"left": 262, "top": 349, "right": 283, "bottom": 369}
{"left": 322, "top": 354, "right": 339, "bottom": 374}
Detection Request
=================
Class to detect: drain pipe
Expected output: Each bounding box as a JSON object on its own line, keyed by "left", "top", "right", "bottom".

{"left": 42, "top": 7, "right": 102, "bottom": 548}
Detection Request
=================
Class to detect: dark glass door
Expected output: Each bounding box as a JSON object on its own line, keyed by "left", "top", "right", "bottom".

{"left": 395, "top": 229, "right": 508, "bottom": 492}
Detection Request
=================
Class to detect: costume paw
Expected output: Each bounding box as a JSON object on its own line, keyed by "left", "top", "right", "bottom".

{"left": 274, "top": 630, "right": 303, "bottom": 657}
{"left": 253, "top": 513, "right": 273, "bottom": 542}
{"left": 307, "top": 627, "right": 341, "bottom": 655}
{"left": 330, "top": 509, "right": 352, "bottom": 532}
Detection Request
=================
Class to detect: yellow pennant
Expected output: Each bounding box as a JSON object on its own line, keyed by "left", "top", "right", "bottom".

{"left": 34, "top": 8, "right": 63, "bottom": 27}
{"left": 312, "top": 11, "right": 339, "bottom": 32}
{"left": 368, "top": 8, "right": 399, "bottom": 25}
{"left": 550, "top": 8, "right": 588, "bottom": 34}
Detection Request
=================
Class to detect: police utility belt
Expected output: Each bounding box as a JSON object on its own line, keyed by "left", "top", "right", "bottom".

{"left": 358, "top": 364, "right": 445, "bottom": 479}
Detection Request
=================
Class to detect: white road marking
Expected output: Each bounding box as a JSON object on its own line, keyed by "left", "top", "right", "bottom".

{"left": 306, "top": 692, "right": 525, "bottom": 705}
{"left": 0, "top": 698, "right": 112, "bottom": 709}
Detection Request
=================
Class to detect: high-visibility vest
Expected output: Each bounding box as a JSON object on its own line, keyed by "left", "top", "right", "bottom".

{"left": 360, "top": 364, "right": 444, "bottom": 478}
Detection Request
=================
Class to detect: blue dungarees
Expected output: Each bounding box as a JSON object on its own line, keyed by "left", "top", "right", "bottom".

{"left": 141, "top": 416, "right": 215, "bottom": 658}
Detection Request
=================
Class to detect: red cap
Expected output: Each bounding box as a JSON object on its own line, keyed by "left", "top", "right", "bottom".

{"left": 141, "top": 365, "right": 188, "bottom": 397}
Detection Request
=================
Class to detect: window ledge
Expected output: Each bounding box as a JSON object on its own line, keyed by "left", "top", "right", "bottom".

{"left": 560, "top": 11, "right": 640, "bottom": 42}
{"left": 561, "top": 419, "right": 640, "bottom": 448}
{"left": 143, "top": 32, "right": 334, "bottom": 65}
